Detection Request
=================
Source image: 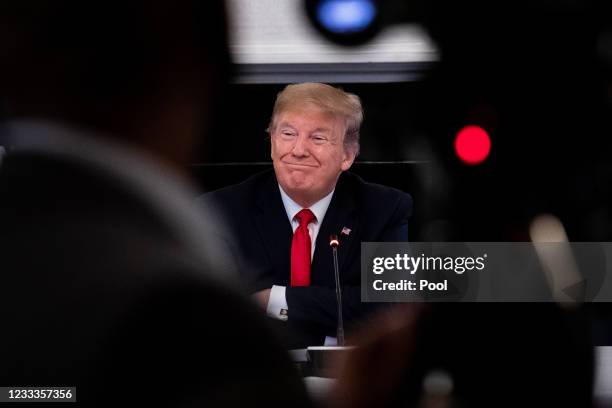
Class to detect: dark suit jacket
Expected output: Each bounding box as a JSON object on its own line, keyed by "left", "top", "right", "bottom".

{"left": 201, "top": 169, "right": 412, "bottom": 348}
{"left": 0, "top": 142, "right": 310, "bottom": 407}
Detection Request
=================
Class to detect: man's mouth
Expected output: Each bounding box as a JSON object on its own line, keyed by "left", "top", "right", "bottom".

{"left": 282, "top": 161, "right": 317, "bottom": 168}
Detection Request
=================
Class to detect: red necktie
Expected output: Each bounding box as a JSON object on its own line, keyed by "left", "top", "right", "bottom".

{"left": 290, "top": 209, "right": 316, "bottom": 287}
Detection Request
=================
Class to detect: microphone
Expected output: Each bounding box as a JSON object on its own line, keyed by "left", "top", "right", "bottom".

{"left": 329, "top": 234, "right": 345, "bottom": 346}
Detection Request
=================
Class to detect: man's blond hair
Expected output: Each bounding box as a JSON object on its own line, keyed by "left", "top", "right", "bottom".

{"left": 268, "top": 82, "right": 362, "bottom": 155}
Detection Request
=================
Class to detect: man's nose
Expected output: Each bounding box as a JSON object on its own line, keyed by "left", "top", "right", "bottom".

{"left": 291, "top": 134, "right": 309, "bottom": 157}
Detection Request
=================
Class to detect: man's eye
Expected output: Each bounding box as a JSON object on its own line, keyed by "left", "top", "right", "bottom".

{"left": 281, "top": 131, "right": 296, "bottom": 138}
{"left": 311, "top": 135, "right": 327, "bottom": 144}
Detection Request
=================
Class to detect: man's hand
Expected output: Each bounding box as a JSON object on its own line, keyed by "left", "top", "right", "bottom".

{"left": 252, "top": 288, "right": 272, "bottom": 310}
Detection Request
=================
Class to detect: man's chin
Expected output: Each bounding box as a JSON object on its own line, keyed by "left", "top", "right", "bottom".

{"left": 279, "top": 171, "right": 308, "bottom": 186}
{"left": 286, "top": 180, "right": 312, "bottom": 192}
{"left": 281, "top": 178, "right": 315, "bottom": 196}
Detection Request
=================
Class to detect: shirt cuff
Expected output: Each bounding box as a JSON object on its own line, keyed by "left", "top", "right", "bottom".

{"left": 266, "top": 285, "right": 288, "bottom": 321}
{"left": 324, "top": 336, "right": 338, "bottom": 346}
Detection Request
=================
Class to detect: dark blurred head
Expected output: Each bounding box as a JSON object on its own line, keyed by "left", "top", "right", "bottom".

{"left": 0, "top": 0, "right": 229, "bottom": 168}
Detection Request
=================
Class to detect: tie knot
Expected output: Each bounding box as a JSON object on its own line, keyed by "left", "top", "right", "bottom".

{"left": 295, "top": 209, "right": 316, "bottom": 227}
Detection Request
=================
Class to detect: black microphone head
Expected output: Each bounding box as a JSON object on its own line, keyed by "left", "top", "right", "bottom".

{"left": 329, "top": 234, "right": 339, "bottom": 248}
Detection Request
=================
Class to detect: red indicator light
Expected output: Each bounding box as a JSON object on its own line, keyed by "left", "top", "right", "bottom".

{"left": 454, "top": 125, "right": 491, "bottom": 165}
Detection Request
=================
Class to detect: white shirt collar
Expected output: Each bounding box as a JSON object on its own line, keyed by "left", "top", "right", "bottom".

{"left": 278, "top": 184, "right": 334, "bottom": 226}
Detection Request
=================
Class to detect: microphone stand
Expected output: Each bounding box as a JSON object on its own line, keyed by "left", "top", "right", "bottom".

{"left": 329, "top": 235, "right": 345, "bottom": 346}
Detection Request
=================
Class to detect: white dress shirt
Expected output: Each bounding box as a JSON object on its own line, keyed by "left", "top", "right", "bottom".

{"left": 266, "top": 185, "right": 334, "bottom": 322}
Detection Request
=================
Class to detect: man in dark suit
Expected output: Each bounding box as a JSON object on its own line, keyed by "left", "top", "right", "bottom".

{"left": 0, "top": 1, "right": 310, "bottom": 406}
{"left": 203, "top": 83, "right": 412, "bottom": 348}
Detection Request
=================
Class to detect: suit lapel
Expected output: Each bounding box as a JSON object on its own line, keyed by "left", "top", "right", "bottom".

{"left": 255, "top": 173, "right": 293, "bottom": 286}
{"left": 311, "top": 173, "right": 358, "bottom": 286}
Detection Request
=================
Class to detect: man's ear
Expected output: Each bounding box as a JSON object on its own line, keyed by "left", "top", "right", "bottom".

{"left": 341, "top": 144, "right": 358, "bottom": 171}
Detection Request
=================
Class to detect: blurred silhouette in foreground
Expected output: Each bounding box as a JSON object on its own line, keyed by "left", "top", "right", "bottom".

{"left": 331, "top": 304, "right": 593, "bottom": 408}
{"left": 0, "top": 1, "right": 310, "bottom": 406}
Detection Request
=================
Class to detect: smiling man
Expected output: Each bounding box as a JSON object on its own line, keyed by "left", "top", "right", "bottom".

{"left": 202, "top": 83, "right": 412, "bottom": 348}
{"left": 271, "top": 97, "right": 356, "bottom": 207}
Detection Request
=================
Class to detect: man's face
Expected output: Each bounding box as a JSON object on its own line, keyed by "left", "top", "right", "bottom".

{"left": 271, "top": 105, "right": 356, "bottom": 207}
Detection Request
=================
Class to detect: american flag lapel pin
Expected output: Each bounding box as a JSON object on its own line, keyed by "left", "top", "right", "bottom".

{"left": 341, "top": 226, "right": 351, "bottom": 236}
